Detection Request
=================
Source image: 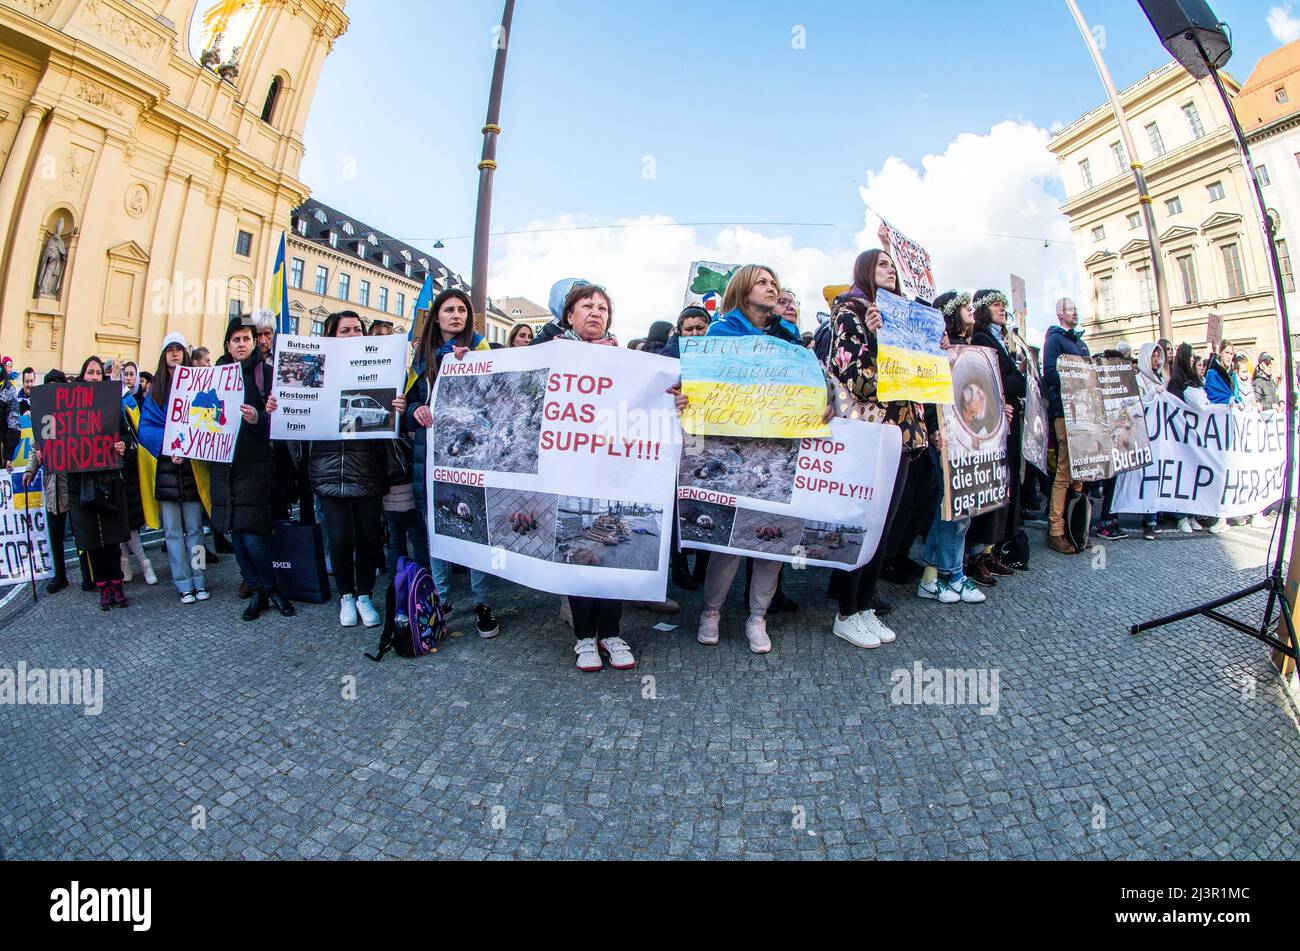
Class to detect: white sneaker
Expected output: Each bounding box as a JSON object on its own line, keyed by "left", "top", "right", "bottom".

{"left": 356, "top": 595, "right": 381, "bottom": 628}
{"left": 141, "top": 558, "right": 158, "bottom": 586}
{"left": 833, "top": 612, "right": 880, "bottom": 649}
{"left": 194, "top": 588, "right": 210, "bottom": 602}
{"left": 860, "top": 608, "right": 896, "bottom": 644}
{"left": 339, "top": 594, "right": 358, "bottom": 627}
{"left": 1177, "top": 517, "right": 1196, "bottom": 534}
{"left": 1207, "top": 520, "right": 1229, "bottom": 535}
{"left": 121, "top": 553, "right": 133, "bottom": 583}
{"left": 179, "top": 591, "right": 196, "bottom": 605}
{"left": 745, "top": 615, "right": 772, "bottom": 654}
{"left": 697, "top": 610, "right": 720, "bottom": 646}
{"left": 953, "top": 576, "right": 987, "bottom": 604}
{"left": 598, "top": 636, "right": 636, "bottom": 670}
{"left": 1251, "top": 513, "right": 1270, "bottom": 528}
{"left": 1190, "top": 518, "right": 1204, "bottom": 532}
{"left": 917, "top": 579, "right": 960, "bottom": 604}
{"left": 575, "top": 637, "right": 602, "bottom": 672}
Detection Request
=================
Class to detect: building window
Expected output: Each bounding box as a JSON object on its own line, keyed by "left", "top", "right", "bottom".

{"left": 1091, "top": 225, "right": 1105, "bottom": 242}
{"left": 290, "top": 314, "right": 300, "bottom": 335}
{"left": 1137, "top": 265, "right": 1155, "bottom": 311}
{"left": 1111, "top": 141, "right": 1127, "bottom": 173}
{"left": 1258, "top": 165, "right": 1272, "bottom": 187}
{"left": 1079, "top": 158, "right": 1093, "bottom": 190}
{"left": 1177, "top": 254, "right": 1199, "bottom": 305}
{"left": 261, "top": 76, "right": 283, "bottom": 124}
{"left": 314, "top": 265, "right": 329, "bottom": 295}
{"left": 1206, "top": 181, "right": 1225, "bottom": 202}
{"left": 1127, "top": 212, "right": 1141, "bottom": 230}
{"left": 359, "top": 280, "right": 371, "bottom": 307}
{"left": 378, "top": 287, "right": 389, "bottom": 313}
{"left": 338, "top": 273, "right": 351, "bottom": 301}
{"left": 1145, "top": 122, "right": 1166, "bottom": 158}
{"left": 290, "top": 257, "right": 305, "bottom": 290}
{"left": 297, "top": 217, "right": 308, "bottom": 236}
{"left": 1221, "top": 243, "right": 1246, "bottom": 298}
{"left": 311, "top": 319, "right": 324, "bottom": 337}
{"left": 1278, "top": 87, "right": 1291, "bottom": 104}
{"left": 1098, "top": 274, "right": 1115, "bottom": 318}
{"left": 381, "top": 253, "right": 391, "bottom": 268}
{"left": 235, "top": 230, "right": 253, "bottom": 257}
{"left": 228, "top": 299, "right": 244, "bottom": 319}
{"left": 1182, "top": 102, "right": 1205, "bottom": 139}
{"left": 1165, "top": 196, "right": 1183, "bottom": 215}
{"left": 328, "top": 232, "right": 338, "bottom": 249}
{"left": 356, "top": 242, "right": 366, "bottom": 258}
{"left": 1277, "top": 239, "right": 1296, "bottom": 293}
{"left": 396, "top": 292, "right": 406, "bottom": 316}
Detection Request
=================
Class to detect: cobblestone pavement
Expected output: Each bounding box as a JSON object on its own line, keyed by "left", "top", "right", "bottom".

{"left": 2, "top": 519, "right": 1299, "bottom": 860}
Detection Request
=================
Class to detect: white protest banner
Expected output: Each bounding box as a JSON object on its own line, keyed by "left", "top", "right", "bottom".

{"left": 877, "top": 216, "right": 936, "bottom": 302}
{"left": 677, "top": 419, "right": 902, "bottom": 570}
{"left": 1058, "top": 356, "right": 1152, "bottom": 481}
{"left": 271, "top": 334, "right": 407, "bottom": 441}
{"left": 682, "top": 261, "right": 742, "bottom": 320}
{"left": 1114, "top": 394, "right": 1289, "bottom": 518}
{"left": 160, "top": 364, "right": 244, "bottom": 463}
{"left": 427, "top": 341, "right": 682, "bottom": 600}
{"left": 0, "top": 471, "right": 55, "bottom": 587}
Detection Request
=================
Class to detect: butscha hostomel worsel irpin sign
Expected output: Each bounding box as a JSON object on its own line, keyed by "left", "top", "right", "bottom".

{"left": 427, "top": 341, "right": 682, "bottom": 601}
{"left": 1114, "top": 394, "right": 1290, "bottom": 519}
{"left": 938, "top": 346, "right": 1011, "bottom": 520}
{"left": 270, "top": 334, "right": 407, "bottom": 441}
{"left": 874, "top": 289, "right": 953, "bottom": 405}
{"left": 1057, "top": 356, "right": 1152, "bottom": 482}
{"left": 679, "top": 335, "right": 832, "bottom": 440}
{"left": 677, "top": 419, "right": 902, "bottom": 570}
{"left": 27, "top": 381, "right": 122, "bottom": 474}
{"left": 0, "top": 470, "right": 54, "bottom": 588}
{"left": 161, "top": 364, "right": 245, "bottom": 464}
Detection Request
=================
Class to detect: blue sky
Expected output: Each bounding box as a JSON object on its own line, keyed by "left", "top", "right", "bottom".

{"left": 300, "top": 0, "right": 1280, "bottom": 339}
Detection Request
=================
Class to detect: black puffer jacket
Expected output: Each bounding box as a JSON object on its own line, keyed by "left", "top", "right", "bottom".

{"left": 308, "top": 439, "right": 387, "bottom": 499}
{"left": 210, "top": 355, "right": 275, "bottom": 536}
{"left": 404, "top": 375, "right": 433, "bottom": 514}
{"left": 154, "top": 453, "right": 200, "bottom": 504}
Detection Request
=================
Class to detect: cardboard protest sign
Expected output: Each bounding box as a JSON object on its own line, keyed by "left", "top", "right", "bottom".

{"left": 28, "top": 382, "right": 122, "bottom": 474}
{"left": 682, "top": 261, "right": 742, "bottom": 321}
{"left": 1022, "top": 370, "right": 1051, "bottom": 477}
{"left": 1010, "top": 274, "right": 1027, "bottom": 337}
{"left": 1115, "top": 395, "right": 1289, "bottom": 518}
{"left": 679, "top": 336, "right": 831, "bottom": 439}
{"left": 1206, "top": 312, "right": 1223, "bottom": 350}
{"left": 1058, "top": 356, "right": 1152, "bottom": 481}
{"left": 161, "top": 364, "right": 245, "bottom": 463}
{"left": 428, "top": 341, "right": 682, "bottom": 601}
{"left": 877, "top": 216, "right": 936, "bottom": 302}
{"left": 677, "top": 419, "right": 902, "bottom": 570}
{"left": 0, "top": 471, "right": 54, "bottom": 587}
{"left": 939, "top": 346, "right": 1011, "bottom": 519}
{"left": 875, "top": 289, "right": 953, "bottom": 404}
{"left": 271, "top": 334, "right": 407, "bottom": 441}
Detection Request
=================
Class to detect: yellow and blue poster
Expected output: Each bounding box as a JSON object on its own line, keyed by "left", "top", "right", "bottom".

{"left": 0, "top": 470, "right": 54, "bottom": 587}
{"left": 680, "top": 336, "right": 831, "bottom": 439}
{"left": 875, "top": 288, "right": 953, "bottom": 405}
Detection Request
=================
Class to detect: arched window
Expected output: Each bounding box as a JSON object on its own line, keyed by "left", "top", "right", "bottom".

{"left": 261, "top": 75, "right": 283, "bottom": 124}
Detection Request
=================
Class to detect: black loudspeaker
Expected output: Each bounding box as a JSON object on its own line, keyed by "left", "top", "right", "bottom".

{"left": 1138, "top": 0, "right": 1232, "bottom": 78}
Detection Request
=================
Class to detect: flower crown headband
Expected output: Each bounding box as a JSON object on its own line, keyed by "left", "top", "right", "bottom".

{"left": 973, "top": 291, "right": 1009, "bottom": 312}
{"left": 942, "top": 292, "right": 972, "bottom": 318}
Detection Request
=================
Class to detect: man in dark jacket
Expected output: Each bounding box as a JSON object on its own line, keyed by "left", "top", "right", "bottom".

{"left": 1042, "top": 298, "right": 1090, "bottom": 553}
{"left": 1253, "top": 352, "right": 1281, "bottom": 411}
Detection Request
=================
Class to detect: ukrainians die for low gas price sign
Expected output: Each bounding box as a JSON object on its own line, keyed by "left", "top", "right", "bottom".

{"left": 161, "top": 364, "right": 245, "bottom": 464}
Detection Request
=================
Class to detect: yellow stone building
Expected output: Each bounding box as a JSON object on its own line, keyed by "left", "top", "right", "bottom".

{"left": 0, "top": 0, "right": 347, "bottom": 372}
{"left": 1049, "top": 62, "right": 1279, "bottom": 358}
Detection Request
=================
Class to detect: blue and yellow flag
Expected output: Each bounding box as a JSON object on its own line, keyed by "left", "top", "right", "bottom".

{"left": 406, "top": 271, "right": 435, "bottom": 396}
{"left": 268, "top": 232, "right": 291, "bottom": 335}
{"left": 133, "top": 393, "right": 212, "bottom": 528}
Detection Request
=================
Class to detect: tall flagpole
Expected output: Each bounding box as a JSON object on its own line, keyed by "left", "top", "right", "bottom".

{"left": 470, "top": 0, "right": 516, "bottom": 335}
{"left": 1065, "top": 0, "right": 1173, "bottom": 343}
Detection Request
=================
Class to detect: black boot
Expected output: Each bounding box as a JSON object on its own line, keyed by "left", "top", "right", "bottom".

{"left": 671, "top": 553, "right": 698, "bottom": 591}
{"left": 46, "top": 574, "right": 69, "bottom": 595}
{"left": 267, "top": 589, "right": 296, "bottom": 617}
{"left": 213, "top": 532, "right": 236, "bottom": 554}
{"left": 243, "top": 587, "right": 269, "bottom": 621}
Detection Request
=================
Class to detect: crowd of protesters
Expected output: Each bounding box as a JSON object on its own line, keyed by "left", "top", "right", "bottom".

{"left": 3, "top": 249, "right": 1289, "bottom": 670}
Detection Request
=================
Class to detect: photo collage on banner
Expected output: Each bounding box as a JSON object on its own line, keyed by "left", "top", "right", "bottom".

{"left": 874, "top": 289, "right": 953, "bottom": 405}
{"left": 676, "top": 420, "right": 902, "bottom": 570}
{"left": 939, "top": 345, "right": 1011, "bottom": 519}
{"left": 161, "top": 364, "right": 246, "bottom": 464}
{"left": 270, "top": 334, "right": 407, "bottom": 441}
{"left": 428, "top": 342, "right": 682, "bottom": 601}
{"left": 1057, "top": 355, "right": 1152, "bottom": 481}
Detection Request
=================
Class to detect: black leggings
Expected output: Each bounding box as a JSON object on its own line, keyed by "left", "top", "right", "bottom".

{"left": 570, "top": 596, "right": 623, "bottom": 640}
{"left": 319, "top": 495, "right": 383, "bottom": 598}
{"left": 85, "top": 544, "right": 122, "bottom": 584}
{"left": 835, "top": 449, "right": 912, "bottom": 615}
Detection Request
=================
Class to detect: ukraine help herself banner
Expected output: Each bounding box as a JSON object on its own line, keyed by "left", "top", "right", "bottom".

{"left": 427, "top": 341, "right": 682, "bottom": 600}
{"left": 676, "top": 419, "right": 902, "bottom": 570}
{"left": 1114, "top": 394, "right": 1290, "bottom": 518}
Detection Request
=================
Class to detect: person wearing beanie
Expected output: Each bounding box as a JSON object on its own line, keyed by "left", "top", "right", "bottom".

{"left": 641, "top": 320, "right": 673, "bottom": 355}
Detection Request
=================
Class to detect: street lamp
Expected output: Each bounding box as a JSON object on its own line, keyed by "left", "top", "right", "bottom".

{"left": 470, "top": 0, "right": 516, "bottom": 336}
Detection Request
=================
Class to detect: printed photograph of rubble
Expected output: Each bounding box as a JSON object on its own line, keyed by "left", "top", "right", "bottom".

{"left": 799, "top": 520, "right": 867, "bottom": 565}
{"left": 433, "top": 368, "right": 547, "bottom": 474}
{"left": 486, "top": 487, "right": 559, "bottom": 560}
{"left": 678, "top": 498, "right": 736, "bottom": 547}
{"left": 727, "top": 509, "right": 806, "bottom": 557}
{"left": 551, "top": 497, "right": 663, "bottom": 571}
{"left": 431, "top": 482, "right": 488, "bottom": 546}
{"left": 677, "top": 435, "right": 799, "bottom": 504}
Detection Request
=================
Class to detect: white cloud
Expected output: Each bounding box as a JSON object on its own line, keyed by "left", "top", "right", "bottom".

{"left": 489, "top": 120, "right": 1078, "bottom": 350}
{"left": 1268, "top": 4, "right": 1300, "bottom": 43}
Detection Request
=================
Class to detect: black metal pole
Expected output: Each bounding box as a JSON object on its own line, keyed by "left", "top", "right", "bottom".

{"left": 470, "top": 0, "right": 516, "bottom": 336}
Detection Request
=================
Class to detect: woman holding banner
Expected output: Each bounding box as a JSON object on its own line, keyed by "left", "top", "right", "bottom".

{"left": 408, "top": 290, "right": 501, "bottom": 640}
{"left": 1167, "top": 343, "right": 1213, "bottom": 536}
{"left": 309, "top": 311, "right": 405, "bottom": 630}
{"left": 1135, "top": 343, "right": 1166, "bottom": 541}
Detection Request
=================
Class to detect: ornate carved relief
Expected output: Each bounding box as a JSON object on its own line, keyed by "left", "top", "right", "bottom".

{"left": 124, "top": 182, "right": 149, "bottom": 218}
{"left": 0, "top": 61, "right": 38, "bottom": 94}
{"left": 73, "top": 80, "right": 126, "bottom": 117}
{"left": 75, "top": 0, "right": 165, "bottom": 59}
{"left": 61, "top": 145, "right": 93, "bottom": 196}
{"left": 2, "top": 0, "right": 57, "bottom": 22}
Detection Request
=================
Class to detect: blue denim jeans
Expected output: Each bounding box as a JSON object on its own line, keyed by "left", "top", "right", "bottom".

{"left": 160, "top": 500, "right": 205, "bottom": 594}
{"left": 925, "top": 447, "right": 971, "bottom": 583}
{"left": 384, "top": 509, "right": 429, "bottom": 574}
{"left": 430, "top": 559, "right": 491, "bottom": 606}
{"left": 232, "top": 531, "right": 278, "bottom": 592}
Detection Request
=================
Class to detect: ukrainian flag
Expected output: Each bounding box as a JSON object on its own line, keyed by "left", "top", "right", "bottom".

{"left": 406, "top": 272, "right": 435, "bottom": 396}
{"left": 131, "top": 391, "right": 212, "bottom": 530}
{"left": 268, "top": 232, "right": 291, "bottom": 335}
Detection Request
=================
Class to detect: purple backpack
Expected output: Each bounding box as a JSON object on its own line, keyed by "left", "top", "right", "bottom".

{"left": 365, "top": 557, "right": 448, "bottom": 661}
